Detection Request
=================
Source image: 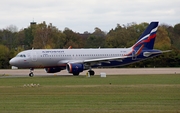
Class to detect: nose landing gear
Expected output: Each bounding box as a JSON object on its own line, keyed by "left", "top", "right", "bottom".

{"left": 29, "top": 68, "right": 34, "bottom": 77}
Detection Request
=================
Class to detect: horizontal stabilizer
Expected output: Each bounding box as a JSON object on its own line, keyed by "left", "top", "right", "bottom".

{"left": 143, "top": 50, "right": 171, "bottom": 57}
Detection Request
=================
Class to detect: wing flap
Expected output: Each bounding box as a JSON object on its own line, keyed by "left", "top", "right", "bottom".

{"left": 83, "top": 56, "right": 129, "bottom": 63}
{"left": 64, "top": 55, "right": 130, "bottom": 66}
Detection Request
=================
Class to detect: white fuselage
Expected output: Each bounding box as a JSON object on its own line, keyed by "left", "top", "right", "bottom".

{"left": 10, "top": 48, "right": 133, "bottom": 68}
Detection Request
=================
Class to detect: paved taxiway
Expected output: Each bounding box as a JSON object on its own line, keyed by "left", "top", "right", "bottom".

{"left": 0, "top": 68, "right": 180, "bottom": 77}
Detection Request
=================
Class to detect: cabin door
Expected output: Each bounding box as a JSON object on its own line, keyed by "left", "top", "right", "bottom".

{"left": 31, "top": 51, "right": 37, "bottom": 61}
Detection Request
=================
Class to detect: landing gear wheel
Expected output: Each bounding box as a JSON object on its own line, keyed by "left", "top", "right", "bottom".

{"left": 88, "top": 70, "right": 95, "bottom": 76}
{"left": 29, "top": 68, "right": 34, "bottom": 77}
{"left": 29, "top": 72, "right": 34, "bottom": 77}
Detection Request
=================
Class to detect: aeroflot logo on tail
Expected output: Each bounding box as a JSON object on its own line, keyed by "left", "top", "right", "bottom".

{"left": 135, "top": 33, "right": 156, "bottom": 47}
{"left": 133, "top": 27, "right": 158, "bottom": 48}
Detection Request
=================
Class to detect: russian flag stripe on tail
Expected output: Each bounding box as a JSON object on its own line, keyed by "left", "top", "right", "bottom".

{"left": 132, "top": 22, "right": 159, "bottom": 50}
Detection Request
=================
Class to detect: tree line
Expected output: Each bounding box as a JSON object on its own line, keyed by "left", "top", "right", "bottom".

{"left": 0, "top": 21, "right": 180, "bottom": 69}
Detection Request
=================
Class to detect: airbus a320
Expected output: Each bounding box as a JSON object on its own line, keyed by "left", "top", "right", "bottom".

{"left": 9, "top": 22, "right": 169, "bottom": 77}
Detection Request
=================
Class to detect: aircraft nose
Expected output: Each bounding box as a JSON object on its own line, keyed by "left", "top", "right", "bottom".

{"left": 9, "top": 58, "right": 17, "bottom": 66}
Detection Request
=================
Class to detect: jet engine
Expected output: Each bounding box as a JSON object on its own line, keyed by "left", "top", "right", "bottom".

{"left": 45, "top": 67, "right": 61, "bottom": 73}
{"left": 66, "top": 63, "right": 84, "bottom": 75}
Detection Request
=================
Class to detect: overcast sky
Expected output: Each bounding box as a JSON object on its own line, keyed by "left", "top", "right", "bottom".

{"left": 0, "top": 0, "right": 179, "bottom": 33}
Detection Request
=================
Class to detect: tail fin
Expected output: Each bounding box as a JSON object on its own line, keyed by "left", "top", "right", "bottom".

{"left": 132, "top": 22, "right": 159, "bottom": 50}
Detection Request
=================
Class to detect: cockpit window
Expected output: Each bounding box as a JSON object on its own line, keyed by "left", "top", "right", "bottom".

{"left": 16, "top": 54, "right": 26, "bottom": 57}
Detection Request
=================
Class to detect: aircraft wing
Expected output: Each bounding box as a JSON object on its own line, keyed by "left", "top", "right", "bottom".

{"left": 66, "top": 55, "right": 131, "bottom": 66}
{"left": 84, "top": 56, "right": 129, "bottom": 63}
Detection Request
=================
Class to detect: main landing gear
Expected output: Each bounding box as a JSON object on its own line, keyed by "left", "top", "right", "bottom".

{"left": 29, "top": 68, "right": 34, "bottom": 77}
{"left": 88, "top": 70, "right": 95, "bottom": 76}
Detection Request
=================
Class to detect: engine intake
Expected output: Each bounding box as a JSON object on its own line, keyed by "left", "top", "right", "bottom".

{"left": 66, "top": 63, "right": 84, "bottom": 75}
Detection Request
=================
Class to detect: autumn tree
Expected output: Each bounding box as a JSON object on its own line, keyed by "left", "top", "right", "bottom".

{"left": 0, "top": 44, "right": 10, "bottom": 68}
{"left": 24, "top": 24, "right": 36, "bottom": 49}
{"left": 85, "top": 27, "right": 106, "bottom": 48}
{"left": 63, "top": 28, "right": 84, "bottom": 48}
{"left": 51, "top": 28, "right": 66, "bottom": 49}
{"left": 11, "top": 30, "right": 26, "bottom": 50}
{"left": 155, "top": 26, "right": 171, "bottom": 50}
{"left": 126, "top": 22, "right": 149, "bottom": 47}
{"left": 0, "top": 27, "right": 17, "bottom": 49}
{"left": 170, "top": 23, "right": 180, "bottom": 49}
{"left": 105, "top": 24, "right": 127, "bottom": 48}
{"left": 33, "top": 22, "right": 54, "bottom": 48}
{"left": 105, "top": 22, "right": 147, "bottom": 48}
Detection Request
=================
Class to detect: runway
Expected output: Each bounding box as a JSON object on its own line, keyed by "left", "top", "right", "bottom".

{"left": 0, "top": 68, "right": 179, "bottom": 77}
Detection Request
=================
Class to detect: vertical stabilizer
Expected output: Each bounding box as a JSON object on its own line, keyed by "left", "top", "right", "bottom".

{"left": 132, "top": 22, "right": 159, "bottom": 50}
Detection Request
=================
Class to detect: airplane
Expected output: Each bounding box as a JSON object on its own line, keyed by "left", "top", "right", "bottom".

{"left": 9, "top": 21, "right": 169, "bottom": 77}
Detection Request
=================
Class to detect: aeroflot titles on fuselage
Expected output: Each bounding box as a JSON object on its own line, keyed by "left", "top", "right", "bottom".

{"left": 41, "top": 50, "right": 127, "bottom": 57}
{"left": 42, "top": 50, "right": 65, "bottom": 53}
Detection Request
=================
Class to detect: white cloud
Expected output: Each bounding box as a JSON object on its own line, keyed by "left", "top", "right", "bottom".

{"left": 0, "top": 0, "right": 180, "bottom": 33}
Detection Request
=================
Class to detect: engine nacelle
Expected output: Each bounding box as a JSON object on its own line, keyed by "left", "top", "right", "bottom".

{"left": 45, "top": 67, "right": 61, "bottom": 73}
{"left": 66, "top": 63, "right": 84, "bottom": 75}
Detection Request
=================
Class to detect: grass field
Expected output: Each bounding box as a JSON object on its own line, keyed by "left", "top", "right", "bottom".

{"left": 0, "top": 74, "right": 180, "bottom": 113}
